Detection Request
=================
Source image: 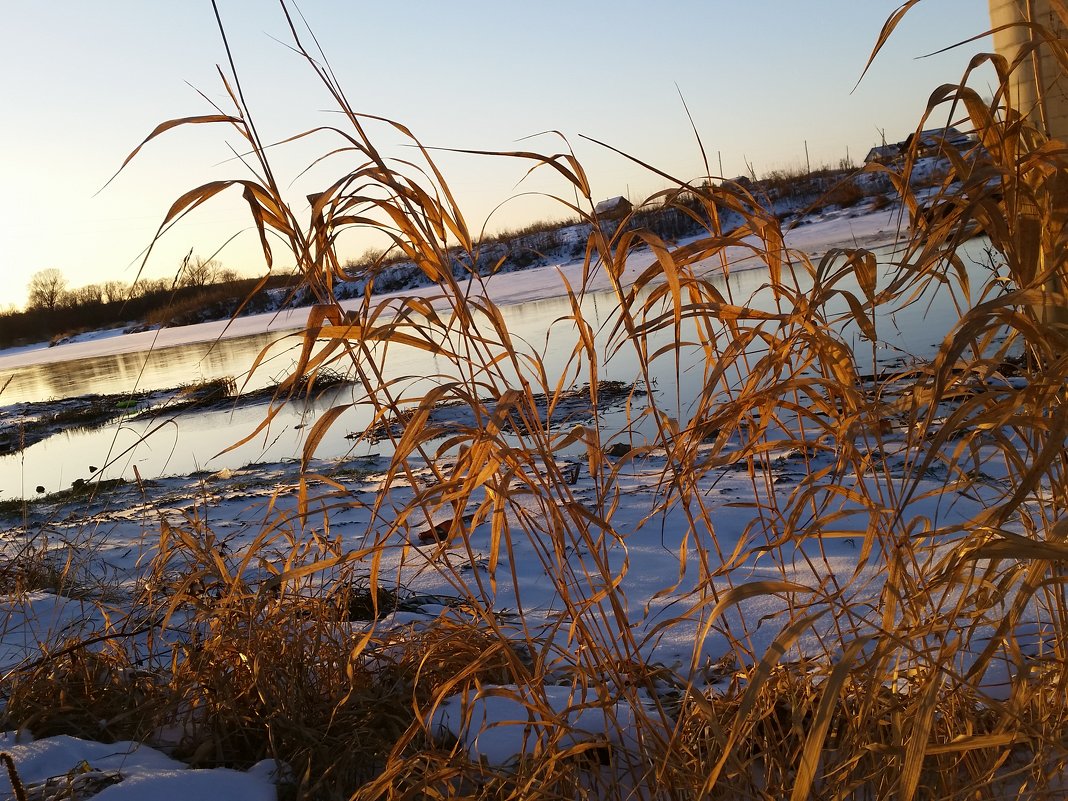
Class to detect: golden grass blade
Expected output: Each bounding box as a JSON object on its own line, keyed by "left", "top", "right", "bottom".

{"left": 791, "top": 636, "right": 873, "bottom": 801}
{"left": 923, "top": 732, "right": 1023, "bottom": 755}
{"left": 301, "top": 404, "right": 351, "bottom": 470}
{"left": 855, "top": 1, "right": 926, "bottom": 91}
{"left": 101, "top": 113, "right": 244, "bottom": 192}
{"left": 699, "top": 611, "right": 827, "bottom": 795}
{"left": 432, "top": 143, "right": 592, "bottom": 200}
{"left": 686, "top": 580, "right": 813, "bottom": 676}
{"left": 899, "top": 668, "right": 941, "bottom": 801}
{"left": 257, "top": 548, "right": 373, "bottom": 596}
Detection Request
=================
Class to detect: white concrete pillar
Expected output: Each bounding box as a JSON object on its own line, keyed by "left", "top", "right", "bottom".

{"left": 988, "top": 0, "right": 1068, "bottom": 140}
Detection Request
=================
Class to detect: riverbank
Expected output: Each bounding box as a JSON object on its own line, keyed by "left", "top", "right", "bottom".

{"left": 2, "top": 183, "right": 1043, "bottom": 799}
{"left": 0, "top": 201, "right": 904, "bottom": 374}
{"left": 0, "top": 349, "right": 1024, "bottom": 795}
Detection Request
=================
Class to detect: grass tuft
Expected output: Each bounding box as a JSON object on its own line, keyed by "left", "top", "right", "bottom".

{"left": 3, "top": 2, "right": 1068, "bottom": 799}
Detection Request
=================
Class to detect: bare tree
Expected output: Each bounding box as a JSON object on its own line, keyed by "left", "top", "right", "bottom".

{"left": 101, "top": 280, "right": 128, "bottom": 304}
{"left": 73, "top": 284, "right": 104, "bottom": 306}
{"left": 27, "top": 268, "right": 68, "bottom": 311}
{"left": 179, "top": 255, "right": 223, "bottom": 288}
{"left": 132, "top": 277, "right": 170, "bottom": 298}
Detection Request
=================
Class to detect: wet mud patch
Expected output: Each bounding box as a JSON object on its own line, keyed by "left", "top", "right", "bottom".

{"left": 0, "top": 374, "right": 352, "bottom": 458}
{"left": 353, "top": 379, "right": 648, "bottom": 444}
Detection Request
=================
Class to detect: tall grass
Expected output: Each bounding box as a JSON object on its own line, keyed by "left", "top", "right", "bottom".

{"left": 3, "top": 2, "right": 1067, "bottom": 798}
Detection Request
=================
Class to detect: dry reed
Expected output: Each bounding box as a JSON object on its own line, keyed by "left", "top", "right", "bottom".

{"left": 2, "top": 2, "right": 1067, "bottom": 799}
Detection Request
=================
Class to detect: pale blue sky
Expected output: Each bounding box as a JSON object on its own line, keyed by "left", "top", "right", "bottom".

{"left": 0, "top": 2, "right": 993, "bottom": 310}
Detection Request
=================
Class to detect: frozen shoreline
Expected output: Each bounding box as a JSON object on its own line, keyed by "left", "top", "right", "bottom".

{"left": 0, "top": 206, "right": 904, "bottom": 374}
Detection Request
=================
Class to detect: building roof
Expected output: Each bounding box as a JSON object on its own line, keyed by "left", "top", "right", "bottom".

{"left": 864, "top": 144, "right": 901, "bottom": 163}
{"left": 594, "top": 196, "right": 633, "bottom": 217}
{"left": 905, "top": 127, "right": 973, "bottom": 150}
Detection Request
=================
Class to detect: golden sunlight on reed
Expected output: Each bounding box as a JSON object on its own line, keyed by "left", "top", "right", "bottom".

{"left": 1, "top": 2, "right": 1066, "bottom": 799}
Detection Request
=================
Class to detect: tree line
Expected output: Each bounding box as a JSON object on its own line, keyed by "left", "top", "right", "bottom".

{"left": 24, "top": 256, "right": 238, "bottom": 313}
{"left": 2, "top": 256, "right": 299, "bottom": 349}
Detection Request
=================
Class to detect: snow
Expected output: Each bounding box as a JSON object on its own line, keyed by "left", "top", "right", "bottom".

{"left": 0, "top": 593, "right": 113, "bottom": 672}
{"left": 0, "top": 327, "right": 132, "bottom": 363}
{"left": 0, "top": 309, "right": 309, "bottom": 372}
{"left": 0, "top": 197, "right": 1022, "bottom": 791}
{"left": 0, "top": 734, "right": 277, "bottom": 800}
{"left": 0, "top": 411, "right": 1018, "bottom": 773}
{"left": 432, "top": 684, "right": 653, "bottom": 767}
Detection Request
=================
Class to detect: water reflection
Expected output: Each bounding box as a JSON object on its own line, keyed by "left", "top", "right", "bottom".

{"left": 0, "top": 384, "right": 368, "bottom": 497}
{"left": 0, "top": 239, "right": 998, "bottom": 498}
{"left": 0, "top": 330, "right": 305, "bottom": 404}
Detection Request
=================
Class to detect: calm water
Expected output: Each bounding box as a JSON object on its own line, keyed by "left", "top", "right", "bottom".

{"left": 0, "top": 241, "right": 998, "bottom": 498}
{"left": 0, "top": 329, "right": 306, "bottom": 405}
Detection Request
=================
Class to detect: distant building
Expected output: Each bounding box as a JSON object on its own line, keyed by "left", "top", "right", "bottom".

{"left": 593, "top": 196, "right": 633, "bottom": 219}
{"left": 864, "top": 144, "right": 900, "bottom": 164}
{"left": 902, "top": 127, "right": 973, "bottom": 155}
{"left": 864, "top": 128, "right": 973, "bottom": 165}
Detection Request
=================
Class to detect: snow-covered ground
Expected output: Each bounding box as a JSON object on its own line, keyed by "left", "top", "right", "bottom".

{"left": 0, "top": 731, "right": 278, "bottom": 800}
{"left": 0, "top": 388, "right": 1019, "bottom": 784}
{"left": 3, "top": 197, "right": 1018, "bottom": 796}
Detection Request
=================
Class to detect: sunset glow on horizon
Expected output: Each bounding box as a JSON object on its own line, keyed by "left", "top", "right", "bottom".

{"left": 0, "top": 1, "right": 993, "bottom": 310}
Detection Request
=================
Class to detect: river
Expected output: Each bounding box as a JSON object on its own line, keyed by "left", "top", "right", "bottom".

{"left": 0, "top": 239, "right": 999, "bottom": 498}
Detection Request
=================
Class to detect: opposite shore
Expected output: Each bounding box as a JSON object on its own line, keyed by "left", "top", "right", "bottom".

{"left": 0, "top": 201, "right": 905, "bottom": 375}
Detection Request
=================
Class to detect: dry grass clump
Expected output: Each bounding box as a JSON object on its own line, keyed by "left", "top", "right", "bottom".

{"left": 176, "top": 375, "right": 237, "bottom": 403}
{"left": 2, "top": 1, "right": 1067, "bottom": 799}
{"left": 141, "top": 281, "right": 276, "bottom": 328}
{"left": 2, "top": 520, "right": 532, "bottom": 796}
{"left": 818, "top": 177, "right": 866, "bottom": 208}
{"left": 0, "top": 533, "right": 118, "bottom": 599}
{"left": 0, "top": 543, "right": 71, "bottom": 597}
{"left": 2, "top": 600, "right": 412, "bottom": 797}
{"left": 4, "top": 646, "right": 159, "bottom": 743}
{"left": 666, "top": 656, "right": 1068, "bottom": 800}
{"left": 385, "top": 618, "right": 525, "bottom": 699}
